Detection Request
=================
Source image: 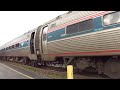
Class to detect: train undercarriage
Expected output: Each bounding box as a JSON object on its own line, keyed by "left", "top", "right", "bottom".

{"left": 0, "top": 55, "right": 120, "bottom": 79}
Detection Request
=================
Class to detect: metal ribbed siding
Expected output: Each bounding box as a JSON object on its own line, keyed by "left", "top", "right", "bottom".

{"left": 47, "top": 28, "right": 120, "bottom": 55}
{"left": 56, "top": 11, "right": 99, "bottom": 26}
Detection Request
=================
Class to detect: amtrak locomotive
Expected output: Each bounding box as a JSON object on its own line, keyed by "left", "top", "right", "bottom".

{"left": 0, "top": 11, "right": 120, "bottom": 78}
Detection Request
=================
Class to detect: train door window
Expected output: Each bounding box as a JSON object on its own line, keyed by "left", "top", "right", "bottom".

{"left": 43, "top": 34, "right": 47, "bottom": 41}
{"left": 43, "top": 26, "right": 48, "bottom": 41}
{"left": 30, "top": 32, "right": 35, "bottom": 54}
{"left": 103, "top": 11, "right": 120, "bottom": 25}
{"left": 42, "top": 26, "right": 48, "bottom": 54}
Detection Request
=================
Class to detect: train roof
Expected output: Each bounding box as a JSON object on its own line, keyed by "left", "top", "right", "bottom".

{"left": 43, "top": 11, "right": 115, "bottom": 30}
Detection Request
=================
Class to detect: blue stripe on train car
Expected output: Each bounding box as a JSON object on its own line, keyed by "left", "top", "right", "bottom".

{"left": 47, "top": 17, "right": 120, "bottom": 42}
{"left": 5, "top": 40, "right": 30, "bottom": 51}
{"left": 19, "top": 40, "right": 29, "bottom": 48}
{"left": 47, "top": 28, "right": 65, "bottom": 42}
{"left": 94, "top": 17, "right": 103, "bottom": 31}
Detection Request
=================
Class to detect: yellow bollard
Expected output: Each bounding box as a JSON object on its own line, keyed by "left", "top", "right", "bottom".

{"left": 67, "top": 65, "right": 73, "bottom": 79}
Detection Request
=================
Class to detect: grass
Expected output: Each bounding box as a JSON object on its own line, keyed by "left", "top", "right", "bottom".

{"left": 5, "top": 61, "right": 67, "bottom": 79}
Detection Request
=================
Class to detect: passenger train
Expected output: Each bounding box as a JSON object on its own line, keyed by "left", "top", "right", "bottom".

{"left": 0, "top": 11, "right": 120, "bottom": 78}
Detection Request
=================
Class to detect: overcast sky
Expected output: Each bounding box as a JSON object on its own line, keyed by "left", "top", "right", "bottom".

{"left": 0, "top": 11, "right": 67, "bottom": 46}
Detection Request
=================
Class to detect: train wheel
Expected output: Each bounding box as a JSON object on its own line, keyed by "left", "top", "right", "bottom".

{"left": 104, "top": 59, "right": 120, "bottom": 79}
{"left": 34, "top": 61, "right": 38, "bottom": 67}
{"left": 27, "top": 60, "right": 30, "bottom": 66}
{"left": 30, "top": 60, "right": 37, "bottom": 67}
{"left": 31, "top": 60, "right": 34, "bottom": 67}
{"left": 22, "top": 57, "right": 28, "bottom": 65}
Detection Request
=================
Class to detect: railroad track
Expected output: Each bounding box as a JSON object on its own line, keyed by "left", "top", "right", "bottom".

{"left": 36, "top": 64, "right": 109, "bottom": 79}
{"left": 0, "top": 60, "right": 109, "bottom": 79}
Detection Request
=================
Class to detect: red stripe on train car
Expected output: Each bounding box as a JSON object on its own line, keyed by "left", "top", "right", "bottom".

{"left": 48, "top": 49, "right": 120, "bottom": 56}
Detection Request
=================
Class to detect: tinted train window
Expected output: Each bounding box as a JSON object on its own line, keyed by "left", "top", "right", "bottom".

{"left": 103, "top": 12, "right": 120, "bottom": 25}
{"left": 43, "top": 34, "right": 47, "bottom": 41}
{"left": 66, "top": 23, "right": 79, "bottom": 34}
{"left": 66, "top": 19, "right": 94, "bottom": 34}
{"left": 15, "top": 43, "right": 19, "bottom": 47}
{"left": 6, "top": 47, "right": 8, "bottom": 50}
{"left": 12, "top": 45, "right": 14, "bottom": 48}
{"left": 42, "top": 26, "right": 48, "bottom": 41}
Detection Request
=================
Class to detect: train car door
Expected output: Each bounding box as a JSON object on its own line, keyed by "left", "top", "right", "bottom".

{"left": 30, "top": 32, "right": 35, "bottom": 54}
{"left": 42, "top": 26, "right": 48, "bottom": 54}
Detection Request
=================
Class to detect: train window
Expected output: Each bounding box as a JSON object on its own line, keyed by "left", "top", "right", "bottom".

{"left": 43, "top": 34, "right": 47, "bottom": 41}
{"left": 15, "top": 44, "right": 17, "bottom": 48}
{"left": 17, "top": 43, "right": 20, "bottom": 47}
{"left": 66, "top": 23, "right": 79, "bottom": 34}
{"left": 6, "top": 47, "right": 8, "bottom": 50}
{"left": 79, "top": 19, "right": 94, "bottom": 32}
{"left": 103, "top": 11, "right": 120, "bottom": 25}
{"left": 66, "top": 19, "right": 94, "bottom": 34}
{"left": 9, "top": 46, "right": 12, "bottom": 49}
{"left": 42, "top": 26, "right": 48, "bottom": 41}
{"left": 15, "top": 43, "right": 19, "bottom": 48}
{"left": 12, "top": 45, "right": 14, "bottom": 48}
